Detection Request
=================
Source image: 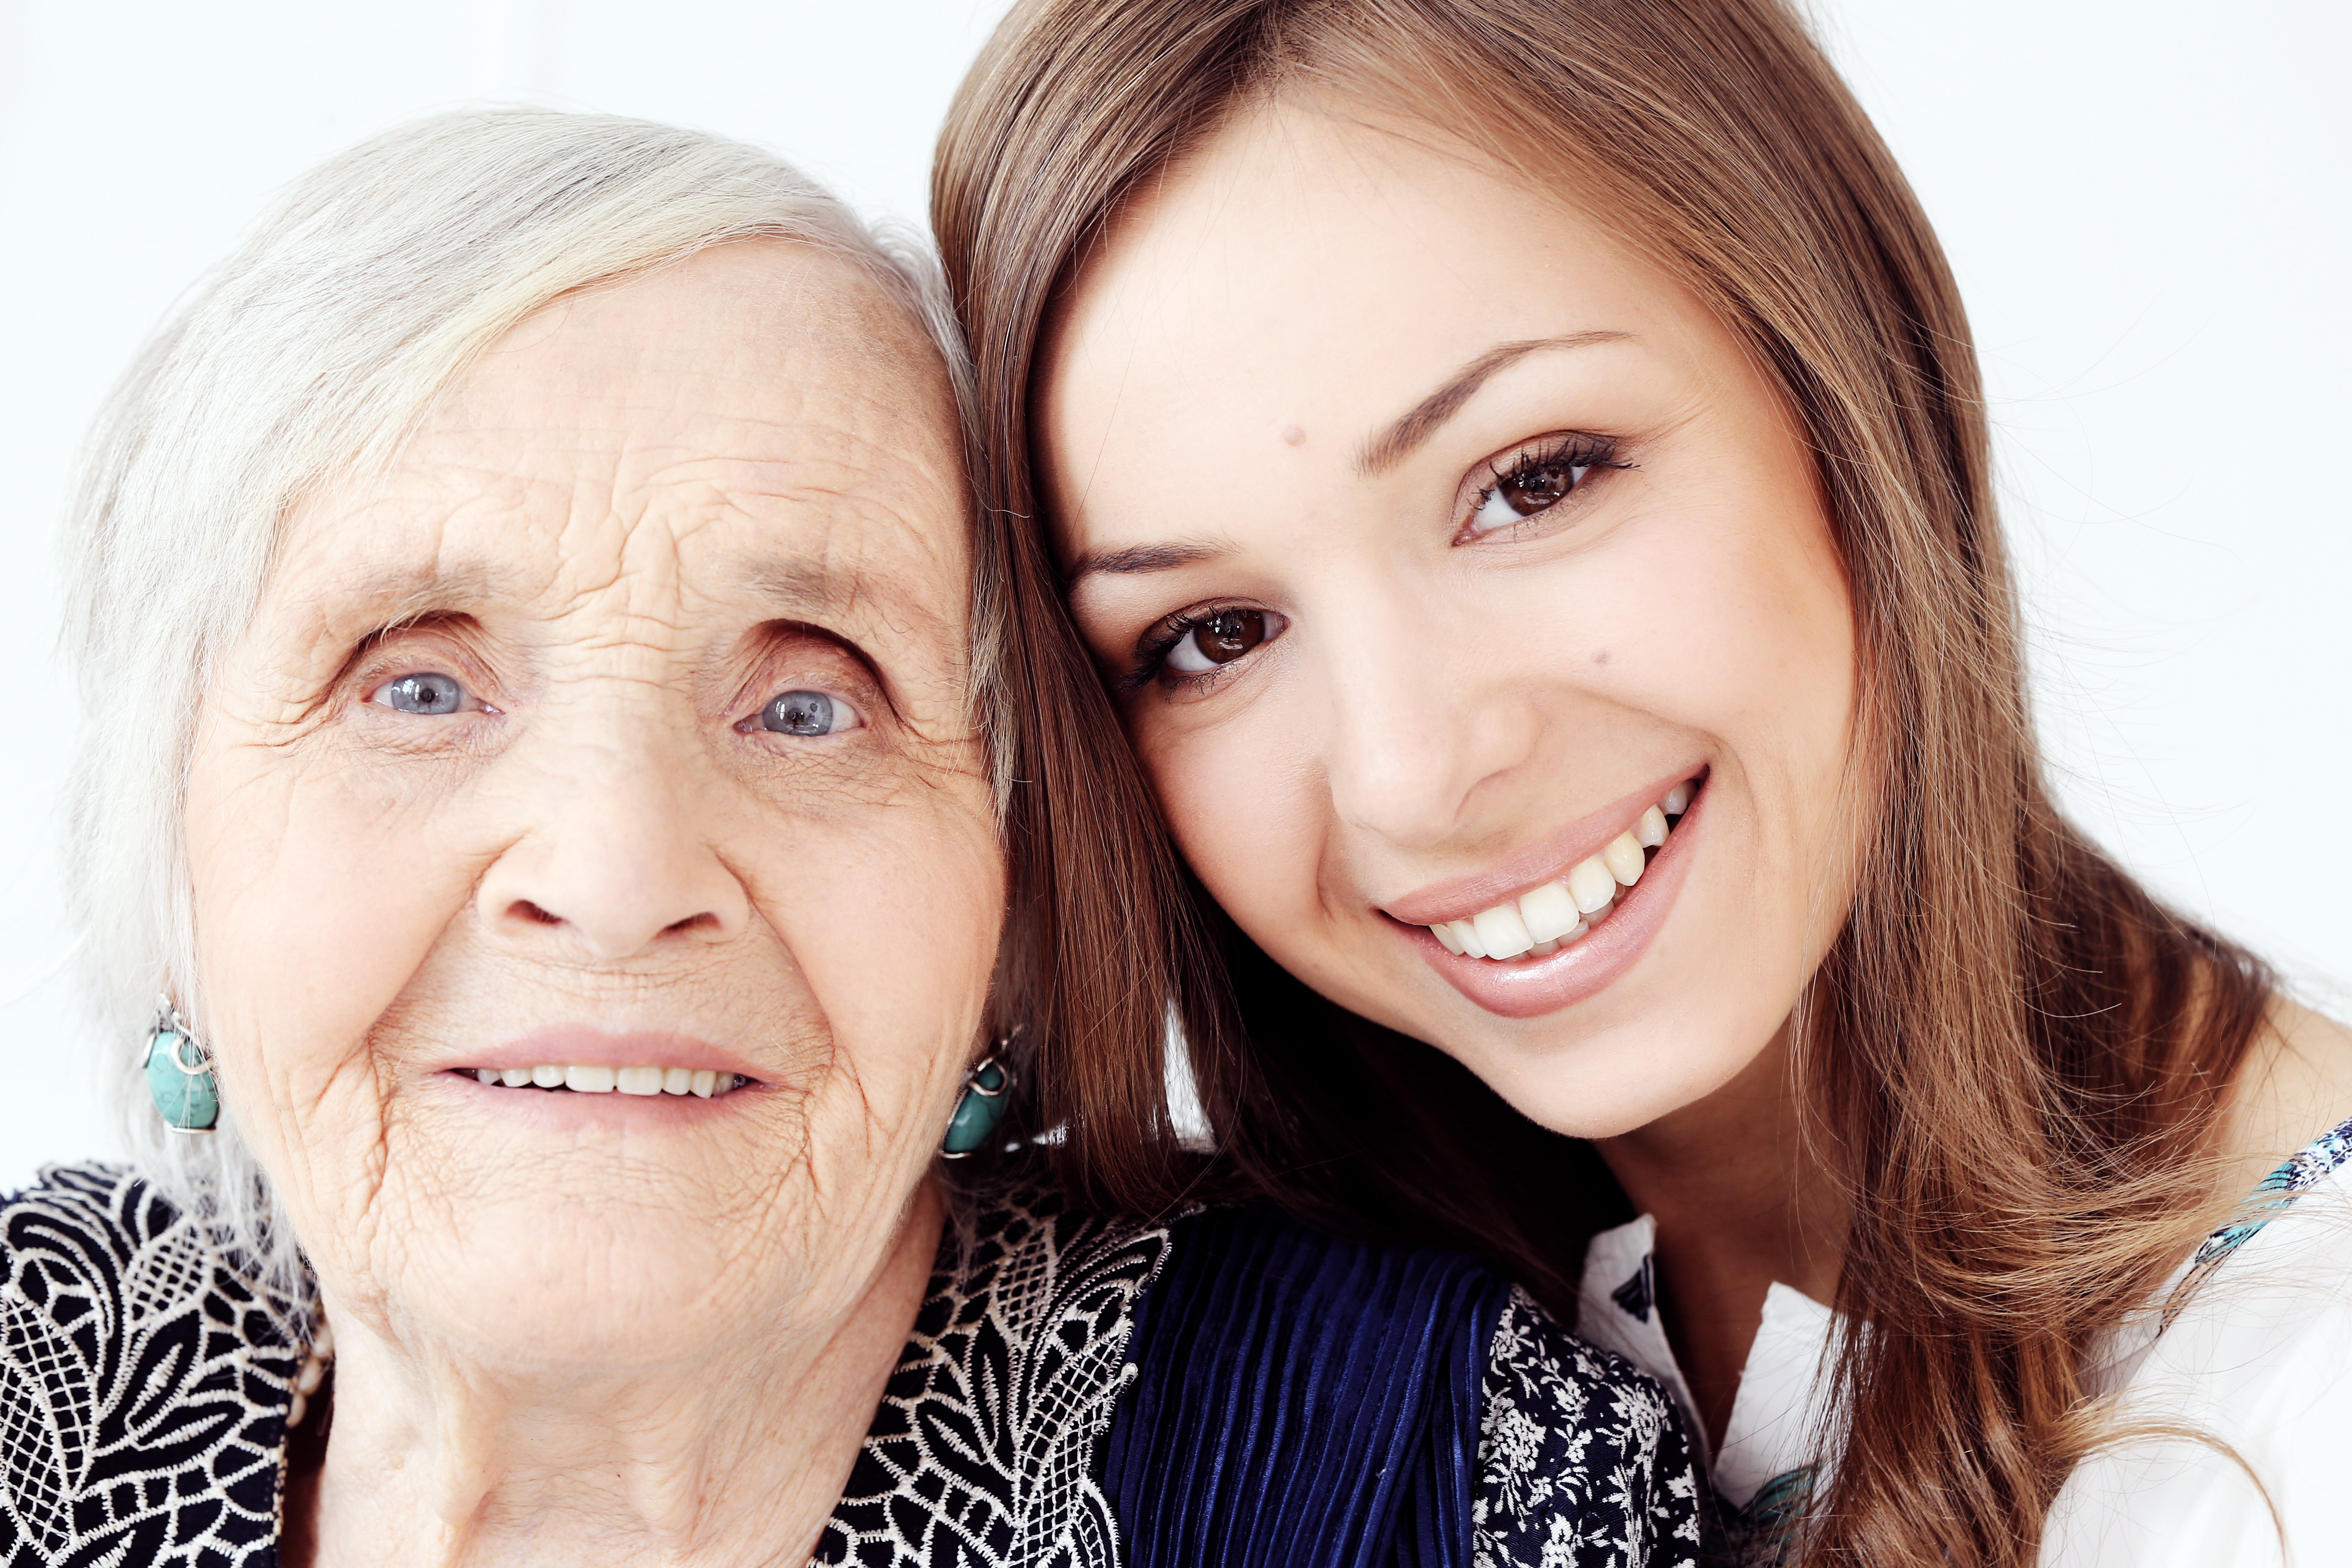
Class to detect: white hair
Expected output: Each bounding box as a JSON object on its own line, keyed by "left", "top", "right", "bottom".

{"left": 61, "top": 108, "right": 974, "bottom": 1286}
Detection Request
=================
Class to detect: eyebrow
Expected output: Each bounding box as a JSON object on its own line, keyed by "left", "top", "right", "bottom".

{"left": 736, "top": 558, "right": 866, "bottom": 615}
{"left": 1063, "top": 540, "right": 1231, "bottom": 583}
{"left": 333, "top": 560, "right": 504, "bottom": 623}
{"left": 1354, "top": 331, "right": 1633, "bottom": 476}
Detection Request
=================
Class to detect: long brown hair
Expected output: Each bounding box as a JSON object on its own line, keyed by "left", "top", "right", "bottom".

{"left": 933, "top": 1, "right": 2276, "bottom": 1560}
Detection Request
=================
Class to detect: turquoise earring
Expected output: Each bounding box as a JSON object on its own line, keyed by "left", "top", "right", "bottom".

{"left": 144, "top": 999, "right": 218, "bottom": 1135}
{"left": 941, "top": 1051, "right": 1012, "bottom": 1159}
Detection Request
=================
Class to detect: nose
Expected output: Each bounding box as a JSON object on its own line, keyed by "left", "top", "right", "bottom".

{"left": 474, "top": 719, "right": 751, "bottom": 962}
{"left": 1316, "top": 586, "right": 1539, "bottom": 851}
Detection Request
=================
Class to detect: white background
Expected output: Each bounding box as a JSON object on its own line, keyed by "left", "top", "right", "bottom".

{"left": 1, "top": 0, "right": 2344, "bottom": 1189}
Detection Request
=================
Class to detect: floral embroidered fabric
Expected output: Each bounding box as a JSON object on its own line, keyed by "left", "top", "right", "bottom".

{"left": 1474, "top": 1287, "right": 1701, "bottom": 1568}
{"left": 0, "top": 1164, "right": 306, "bottom": 1567}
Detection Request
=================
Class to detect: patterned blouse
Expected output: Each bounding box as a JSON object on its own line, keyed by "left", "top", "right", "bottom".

{"left": 1, "top": 1163, "right": 1700, "bottom": 1567}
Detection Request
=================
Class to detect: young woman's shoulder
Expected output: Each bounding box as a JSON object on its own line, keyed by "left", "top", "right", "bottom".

{"left": 2049, "top": 1012, "right": 2352, "bottom": 1568}
{"left": 2221, "top": 998, "right": 2352, "bottom": 1193}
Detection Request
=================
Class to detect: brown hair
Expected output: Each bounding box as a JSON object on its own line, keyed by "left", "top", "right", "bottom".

{"left": 934, "top": 0, "right": 2276, "bottom": 1560}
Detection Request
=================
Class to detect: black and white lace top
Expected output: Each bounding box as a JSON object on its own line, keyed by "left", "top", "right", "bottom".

{"left": 2, "top": 1164, "right": 1698, "bottom": 1567}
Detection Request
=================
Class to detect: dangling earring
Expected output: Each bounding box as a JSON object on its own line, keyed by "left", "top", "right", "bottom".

{"left": 144, "top": 997, "right": 219, "bottom": 1135}
{"left": 940, "top": 1045, "right": 1014, "bottom": 1159}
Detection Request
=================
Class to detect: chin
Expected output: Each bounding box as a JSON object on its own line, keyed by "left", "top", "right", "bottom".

{"left": 349, "top": 1171, "right": 788, "bottom": 1366}
{"left": 1440, "top": 1008, "right": 1773, "bottom": 1142}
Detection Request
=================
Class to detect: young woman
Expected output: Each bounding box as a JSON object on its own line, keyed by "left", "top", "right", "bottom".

{"left": 931, "top": 0, "right": 2352, "bottom": 1562}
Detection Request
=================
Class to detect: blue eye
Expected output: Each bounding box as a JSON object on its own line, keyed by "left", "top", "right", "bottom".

{"left": 376, "top": 673, "right": 467, "bottom": 715}
{"left": 760, "top": 690, "right": 854, "bottom": 736}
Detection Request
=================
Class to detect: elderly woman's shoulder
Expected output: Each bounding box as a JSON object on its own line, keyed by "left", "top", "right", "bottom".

{"left": 872, "top": 1172, "right": 1697, "bottom": 1568}
{"left": 1, "top": 1161, "right": 306, "bottom": 1566}
{"left": 1099, "top": 1200, "right": 1697, "bottom": 1567}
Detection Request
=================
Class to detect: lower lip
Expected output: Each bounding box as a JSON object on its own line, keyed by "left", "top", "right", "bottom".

{"left": 1403, "top": 784, "right": 1706, "bottom": 1020}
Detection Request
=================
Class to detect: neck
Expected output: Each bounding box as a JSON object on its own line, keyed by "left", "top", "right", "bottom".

{"left": 302, "top": 1179, "right": 945, "bottom": 1568}
{"left": 1594, "top": 1025, "right": 1845, "bottom": 1452}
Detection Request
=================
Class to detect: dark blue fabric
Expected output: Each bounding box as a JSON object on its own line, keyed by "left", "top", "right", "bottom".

{"left": 1102, "top": 1206, "right": 1512, "bottom": 1568}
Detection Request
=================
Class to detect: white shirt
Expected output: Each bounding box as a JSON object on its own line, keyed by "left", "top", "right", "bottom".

{"left": 1576, "top": 1118, "right": 2352, "bottom": 1565}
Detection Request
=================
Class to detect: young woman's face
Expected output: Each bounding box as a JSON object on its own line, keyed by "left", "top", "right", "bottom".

{"left": 1038, "top": 99, "right": 1861, "bottom": 1138}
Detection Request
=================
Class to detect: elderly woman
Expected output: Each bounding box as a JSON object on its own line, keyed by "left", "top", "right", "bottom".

{"left": 0, "top": 111, "right": 1696, "bottom": 1567}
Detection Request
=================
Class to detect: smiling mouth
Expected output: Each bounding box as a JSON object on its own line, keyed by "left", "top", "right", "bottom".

{"left": 460, "top": 1065, "right": 753, "bottom": 1097}
{"left": 1417, "top": 776, "right": 1698, "bottom": 960}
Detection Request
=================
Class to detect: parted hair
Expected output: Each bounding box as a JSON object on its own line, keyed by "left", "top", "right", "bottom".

{"left": 931, "top": 1, "right": 2277, "bottom": 1562}
{"left": 62, "top": 108, "right": 976, "bottom": 1286}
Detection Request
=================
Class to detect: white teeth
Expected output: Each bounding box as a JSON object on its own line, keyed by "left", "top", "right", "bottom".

{"left": 1421, "top": 781, "right": 1698, "bottom": 962}
{"left": 1451, "top": 918, "right": 1490, "bottom": 959}
{"left": 1567, "top": 857, "right": 1617, "bottom": 913}
{"left": 474, "top": 1063, "right": 738, "bottom": 1095}
{"left": 1604, "top": 830, "right": 1646, "bottom": 887}
{"left": 1472, "top": 901, "right": 1535, "bottom": 960}
{"left": 1518, "top": 881, "right": 1583, "bottom": 944}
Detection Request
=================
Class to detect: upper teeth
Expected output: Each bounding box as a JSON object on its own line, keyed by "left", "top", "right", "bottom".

{"left": 469, "top": 1065, "right": 738, "bottom": 1097}
{"left": 1426, "top": 781, "right": 1694, "bottom": 961}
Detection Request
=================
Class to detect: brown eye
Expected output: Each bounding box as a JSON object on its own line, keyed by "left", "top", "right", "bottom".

{"left": 1500, "top": 463, "right": 1574, "bottom": 514}
{"left": 1166, "top": 608, "right": 1280, "bottom": 674}
{"left": 1463, "top": 434, "right": 1629, "bottom": 540}
{"left": 1470, "top": 460, "right": 1590, "bottom": 537}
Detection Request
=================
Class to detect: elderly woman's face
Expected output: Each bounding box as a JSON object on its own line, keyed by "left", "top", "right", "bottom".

{"left": 184, "top": 242, "right": 996, "bottom": 1360}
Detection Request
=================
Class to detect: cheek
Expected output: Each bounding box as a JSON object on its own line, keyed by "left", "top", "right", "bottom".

{"left": 750, "top": 799, "right": 1006, "bottom": 1066}
{"left": 185, "top": 730, "right": 482, "bottom": 1164}
{"left": 1138, "top": 717, "right": 1325, "bottom": 938}
{"left": 1562, "top": 472, "right": 1856, "bottom": 812}
{"left": 1677, "top": 513, "right": 1857, "bottom": 813}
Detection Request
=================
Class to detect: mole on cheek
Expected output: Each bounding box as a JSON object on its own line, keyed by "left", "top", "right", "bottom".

{"left": 1591, "top": 648, "right": 1611, "bottom": 665}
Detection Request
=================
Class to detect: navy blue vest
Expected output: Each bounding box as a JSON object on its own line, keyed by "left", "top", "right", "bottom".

{"left": 1102, "top": 1206, "right": 1513, "bottom": 1568}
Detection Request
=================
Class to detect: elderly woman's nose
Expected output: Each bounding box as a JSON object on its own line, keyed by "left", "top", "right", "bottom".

{"left": 472, "top": 729, "right": 751, "bottom": 961}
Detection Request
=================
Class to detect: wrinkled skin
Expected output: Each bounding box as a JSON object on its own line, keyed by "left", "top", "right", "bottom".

{"left": 184, "top": 241, "right": 998, "bottom": 1564}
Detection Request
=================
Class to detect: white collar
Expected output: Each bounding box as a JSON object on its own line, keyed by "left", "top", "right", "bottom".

{"left": 1576, "top": 1214, "right": 1842, "bottom": 1508}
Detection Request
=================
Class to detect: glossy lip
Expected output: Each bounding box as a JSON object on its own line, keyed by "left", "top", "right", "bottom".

{"left": 1381, "top": 767, "right": 1704, "bottom": 927}
{"left": 430, "top": 1028, "right": 766, "bottom": 1082}
{"left": 1393, "top": 775, "right": 1707, "bottom": 1020}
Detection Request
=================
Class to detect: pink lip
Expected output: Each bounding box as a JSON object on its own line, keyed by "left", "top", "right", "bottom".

{"left": 1381, "top": 767, "right": 1703, "bottom": 926}
{"left": 1397, "top": 778, "right": 1707, "bottom": 1020}
{"left": 435, "top": 1027, "right": 763, "bottom": 1080}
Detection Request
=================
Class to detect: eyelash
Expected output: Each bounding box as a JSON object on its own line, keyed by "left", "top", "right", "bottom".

{"left": 1121, "top": 609, "right": 1231, "bottom": 696}
{"left": 1461, "top": 432, "right": 1630, "bottom": 540}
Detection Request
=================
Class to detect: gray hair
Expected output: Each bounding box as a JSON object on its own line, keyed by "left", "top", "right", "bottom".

{"left": 61, "top": 108, "right": 975, "bottom": 1284}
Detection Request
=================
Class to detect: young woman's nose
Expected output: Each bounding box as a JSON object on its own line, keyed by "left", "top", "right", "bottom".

{"left": 473, "top": 716, "right": 750, "bottom": 961}
{"left": 1315, "top": 597, "right": 1540, "bottom": 851}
